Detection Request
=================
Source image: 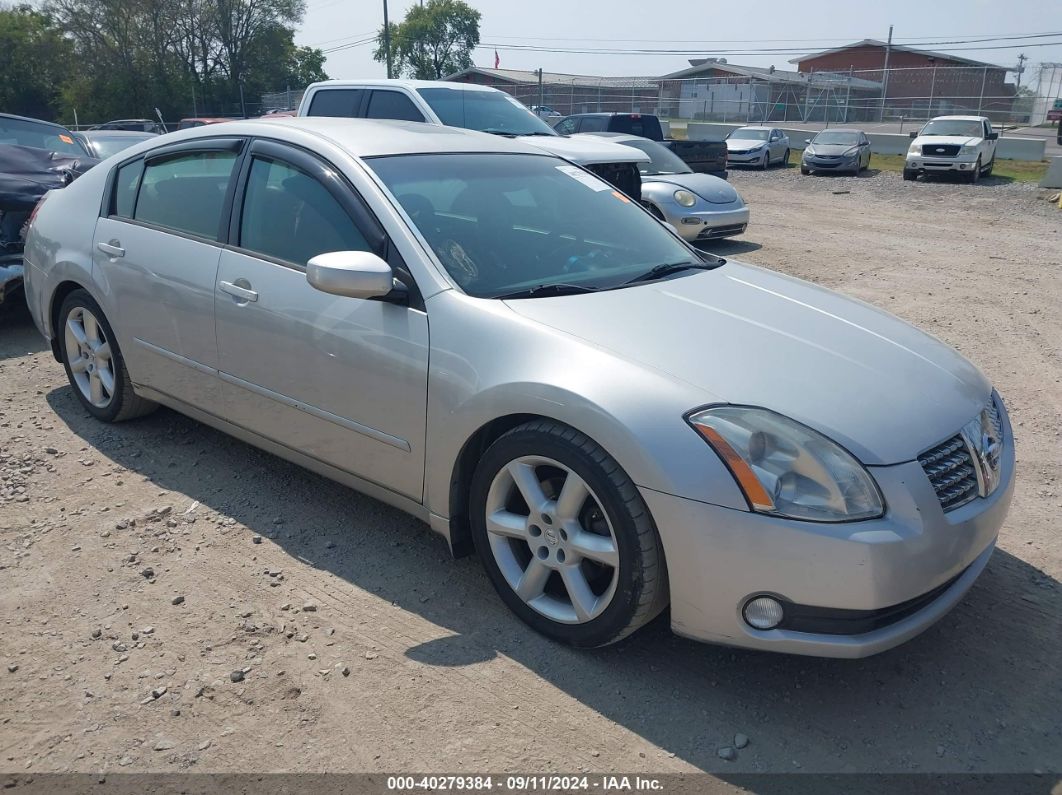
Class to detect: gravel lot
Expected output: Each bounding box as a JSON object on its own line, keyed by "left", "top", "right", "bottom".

{"left": 1, "top": 167, "right": 1060, "bottom": 784}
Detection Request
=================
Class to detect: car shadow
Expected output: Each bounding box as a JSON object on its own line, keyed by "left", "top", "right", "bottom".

{"left": 0, "top": 297, "right": 49, "bottom": 360}
{"left": 45, "top": 386, "right": 1062, "bottom": 777}
{"left": 698, "top": 238, "right": 762, "bottom": 257}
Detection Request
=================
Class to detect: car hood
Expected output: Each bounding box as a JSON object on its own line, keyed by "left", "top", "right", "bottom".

{"left": 523, "top": 135, "right": 650, "bottom": 166}
{"left": 913, "top": 135, "right": 981, "bottom": 148}
{"left": 644, "top": 172, "right": 739, "bottom": 204}
{"left": 504, "top": 262, "right": 990, "bottom": 465}
{"left": 725, "top": 138, "right": 766, "bottom": 150}
{"left": 807, "top": 143, "right": 859, "bottom": 156}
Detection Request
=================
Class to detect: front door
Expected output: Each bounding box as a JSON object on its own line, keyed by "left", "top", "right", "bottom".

{"left": 213, "top": 141, "right": 429, "bottom": 500}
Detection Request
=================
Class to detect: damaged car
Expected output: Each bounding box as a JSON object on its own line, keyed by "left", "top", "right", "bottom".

{"left": 1, "top": 113, "right": 99, "bottom": 305}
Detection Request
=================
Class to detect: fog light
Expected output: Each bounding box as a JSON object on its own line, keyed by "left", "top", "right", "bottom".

{"left": 743, "top": 596, "right": 784, "bottom": 630}
{"left": 959, "top": 164, "right": 968, "bottom": 170}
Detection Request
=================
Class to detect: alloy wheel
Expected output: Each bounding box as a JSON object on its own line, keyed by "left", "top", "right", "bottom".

{"left": 64, "top": 306, "right": 115, "bottom": 408}
{"left": 484, "top": 455, "right": 619, "bottom": 624}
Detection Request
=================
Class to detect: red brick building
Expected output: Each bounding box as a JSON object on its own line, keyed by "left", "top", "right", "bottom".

{"left": 790, "top": 40, "right": 1016, "bottom": 119}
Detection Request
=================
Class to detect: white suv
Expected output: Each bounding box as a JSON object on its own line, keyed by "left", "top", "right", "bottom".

{"left": 297, "top": 79, "right": 649, "bottom": 199}
{"left": 904, "top": 115, "right": 998, "bottom": 183}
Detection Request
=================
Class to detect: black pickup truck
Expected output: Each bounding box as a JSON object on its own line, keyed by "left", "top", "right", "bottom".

{"left": 552, "top": 113, "right": 728, "bottom": 178}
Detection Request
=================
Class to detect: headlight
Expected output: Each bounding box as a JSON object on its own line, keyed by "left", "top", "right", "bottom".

{"left": 687, "top": 406, "right": 885, "bottom": 522}
{"left": 844, "top": 147, "right": 860, "bottom": 158}
{"left": 960, "top": 144, "right": 977, "bottom": 155}
{"left": 749, "top": 143, "right": 764, "bottom": 151}
{"left": 674, "top": 189, "right": 697, "bottom": 207}
{"left": 908, "top": 144, "right": 920, "bottom": 155}
{"left": 803, "top": 146, "right": 815, "bottom": 157}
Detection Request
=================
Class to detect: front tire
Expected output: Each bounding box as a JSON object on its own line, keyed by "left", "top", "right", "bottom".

{"left": 800, "top": 165, "right": 811, "bottom": 176}
{"left": 969, "top": 157, "right": 981, "bottom": 183}
{"left": 782, "top": 148, "right": 790, "bottom": 167}
{"left": 760, "top": 151, "right": 770, "bottom": 170}
{"left": 58, "top": 290, "right": 156, "bottom": 422}
{"left": 470, "top": 420, "right": 668, "bottom": 647}
{"left": 903, "top": 168, "right": 918, "bottom": 181}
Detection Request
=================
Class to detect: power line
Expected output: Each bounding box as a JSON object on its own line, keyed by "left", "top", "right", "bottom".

{"left": 479, "top": 31, "right": 1062, "bottom": 46}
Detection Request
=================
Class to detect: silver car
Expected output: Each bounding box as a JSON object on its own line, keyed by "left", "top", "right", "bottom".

{"left": 580, "top": 132, "right": 748, "bottom": 242}
{"left": 23, "top": 118, "right": 1013, "bottom": 657}
{"left": 801, "top": 128, "right": 872, "bottom": 176}
{"left": 74, "top": 130, "right": 159, "bottom": 160}
{"left": 725, "top": 126, "right": 790, "bottom": 169}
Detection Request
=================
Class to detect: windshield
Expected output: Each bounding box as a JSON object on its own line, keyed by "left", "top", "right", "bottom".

{"left": 0, "top": 116, "right": 86, "bottom": 156}
{"left": 417, "top": 88, "right": 557, "bottom": 136}
{"left": 621, "top": 139, "right": 692, "bottom": 175}
{"left": 368, "top": 153, "right": 700, "bottom": 298}
{"left": 729, "top": 128, "right": 769, "bottom": 141}
{"left": 920, "top": 120, "right": 984, "bottom": 138}
{"left": 812, "top": 131, "right": 860, "bottom": 145}
{"left": 88, "top": 134, "right": 152, "bottom": 159}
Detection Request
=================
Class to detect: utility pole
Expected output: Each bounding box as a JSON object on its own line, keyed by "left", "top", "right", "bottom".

{"left": 1015, "top": 53, "right": 1027, "bottom": 93}
{"left": 535, "top": 68, "right": 544, "bottom": 110}
{"left": 879, "top": 24, "right": 893, "bottom": 122}
{"left": 382, "top": 0, "right": 393, "bottom": 79}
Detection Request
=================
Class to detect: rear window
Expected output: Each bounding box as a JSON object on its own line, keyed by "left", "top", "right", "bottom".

{"left": 112, "top": 160, "right": 144, "bottom": 218}
{"left": 0, "top": 116, "right": 86, "bottom": 157}
{"left": 307, "top": 89, "right": 365, "bottom": 118}
{"left": 608, "top": 115, "right": 663, "bottom": 140}
{"left": 366, "top": 90, "right": 425, "bottom": 122}
{"left": 134, "top": 151, "right": 237, "bottom": 240}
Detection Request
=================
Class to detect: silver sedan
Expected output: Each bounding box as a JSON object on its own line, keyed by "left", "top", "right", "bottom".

{"left": 801, "top": 128, "right": 872, "bottom": 175}
{"left": 580, "top": 131, "right": 748, "bottom": 242}
{"left": 23, "top": 118, "right": 1013, "bottom": 656}
{"left": 725, "top": 126, "right": 790, "bottom": 169}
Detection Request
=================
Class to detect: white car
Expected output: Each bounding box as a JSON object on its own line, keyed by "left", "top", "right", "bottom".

{"left": 297, "top": 79, "right": 649, "bottom": 198}
{"left": 724, "top": 126, "right": 790, "bottom": 169}
{"left": 904, "top": 115, "right": 998, "bottom": 183}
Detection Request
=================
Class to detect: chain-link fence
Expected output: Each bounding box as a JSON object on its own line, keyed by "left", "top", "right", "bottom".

{"left": 266, "top": 65, "right": 1052, "bottom": 129}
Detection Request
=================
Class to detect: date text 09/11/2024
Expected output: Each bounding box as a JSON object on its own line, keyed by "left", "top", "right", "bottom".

{"left": 386, "top": 775, "right": 664, "bottom": 791}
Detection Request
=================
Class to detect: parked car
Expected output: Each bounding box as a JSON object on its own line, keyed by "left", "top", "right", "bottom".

{"left": 554, "top": 113, "right": 728, "bottom": 178}
{"left": 800, "top": 128, "right": 871, "bottom": 175}
{"left": 23, "top": 118, "right": 1013, "bottom": 657}
{"left": 531, "top": 105, "right": 562, "bottom": 120}
{"left": 904, "top": 115, "right": 998, "bottom": 183}
{"left": 297, "top": 80, "right": 649, "bottom": 199}
{"left": 582, "top": 132, "right": 748, "bottom": 242}
{"left": 178, "top": 117, "right": 236, "bottom": 130}
{"left": 91, "top": 119, "right": 166, "bottom": 134}
{"left": 73, "top": 130, "right": 158, "bottom": 160}
{"left": 725, "top": 126, "right": 790, "bottom": 169}
{"left": 1, "top": 113, "right": 98, "bottom": 305}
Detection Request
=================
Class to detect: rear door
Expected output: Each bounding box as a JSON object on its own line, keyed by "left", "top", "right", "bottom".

{"left": 213, "top": 139, "right": 429, "bottom": 499}
{"left": 92, "top": 138, "right": 243, "bottom": 408}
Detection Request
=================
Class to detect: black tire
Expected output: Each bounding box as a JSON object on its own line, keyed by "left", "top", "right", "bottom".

{"left": 982, "top": 157, "right": 993, "bottom": 177}
{"left": 902, "top": 168, "right": 918, "bottom": 181}
{"left": 58, "top": 289, "right": 157, "bottom": 422}
{"left": 969, "top": 157, "right": 981, "bottom": 183}
{"left": 800, "top": 165, "right": 811, "bottom": 176}
{"left": 760, "top": 150, "right": 770, "bottom": 170}
{"left": 470, "top": 420, "right": 668, "bottom": 648}
{"left": 782, "top": 148, "right": 790, "bottom": 167}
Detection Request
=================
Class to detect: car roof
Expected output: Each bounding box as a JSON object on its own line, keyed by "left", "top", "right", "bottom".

{"left": 928, "top": 115, "right": 988, "bottom": 122}
{"left": 734, "top": 125, "right": 773, "bottom": 130}
{"left": 814, "top": 128, "right": 863, "bottom": 134}
{"left": 307, "top": 79, "right": 500, "bottom": 94}
{"left": 82, "top": 130, "right": 157, "bottom": 137}
{"left": 134, "top": 117, "right": 547, "bottom": 159}
{"left": 0, "top": 112, "right": 71, "bottom": 131}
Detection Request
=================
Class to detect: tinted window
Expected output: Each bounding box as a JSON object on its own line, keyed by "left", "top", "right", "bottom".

{"left": 729, "top": 128, "right": 770, "bottom": 141}
{"left": 621, "top": 139, "right": 691, "bottom": 176}
{"left": 416, "top": 87, "right": 556, "bottom": 135}
{"left": 368, "top": 153, "right": 698, "bottom": 298}
{"left": 134, "top": 151, "right": 237, "bottom": 240}
{"left": 112, "top": 160, "right": 143, "bottom": 218}
{"left": 579, "top": 117, "right": 608, "bottom": 132}
{"left": 920, "top": 120, "right": 983, "bottom": 138}
{"left": 812, "top": 131, "right": 860, "bottom": 145}
{"left": 307, "top": 89, "right": 365, "bottom": 118}
{"left": 239, "top": 157, "right": 370, "bottom": 266}
{"left": 608, "top": 116, "right": 663, "bottom": 140}
{"left": 553, "top": 118, "right": 577, "bottom": 135}
{"left": 366, "top": 90, "right": 425, "bottom": 122}
{"left": 0, "top": 116, "right": 85, "bottom": 156}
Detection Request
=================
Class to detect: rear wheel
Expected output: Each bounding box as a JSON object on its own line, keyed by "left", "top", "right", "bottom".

{"left": 58, "top": 290, "right": 156, "bottom": 422}
{"left": 470, "top": 420, "right": 668, "bottom": 647}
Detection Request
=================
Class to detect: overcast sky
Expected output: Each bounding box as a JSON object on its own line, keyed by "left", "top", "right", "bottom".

{"left": 294, "top": 0, "right": 1062, "bottom": 90}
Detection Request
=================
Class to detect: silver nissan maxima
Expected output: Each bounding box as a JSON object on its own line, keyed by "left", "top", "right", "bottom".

{"left": 22, "top": 118, "right": 1013, "bottom": 657}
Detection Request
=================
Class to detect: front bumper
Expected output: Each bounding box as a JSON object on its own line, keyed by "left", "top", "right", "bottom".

{"left": 640, "top": 411, "right": 1015, "bottom": 658}
{"left": 905, "top": 156, "right": 979, "bottom": 173}
{"left": 803, "top": 154, "right": 859, "bottom": 171}
{"left": 726, "top": 149, "right": 766, "bottom": 165}
{"left": 665, "top": 206, "right": 750, "bottom": 242}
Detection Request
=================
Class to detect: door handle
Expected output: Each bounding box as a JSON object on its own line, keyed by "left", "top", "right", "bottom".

{"left": 97, "top": 241, "right": 125, "bottom": 258}
{"left": 219, "top": 280, "right": 259, "bottom": 303}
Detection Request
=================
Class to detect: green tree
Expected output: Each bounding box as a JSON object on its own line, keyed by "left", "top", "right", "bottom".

{"left": 374, "top": 0, "right": 480, "bottom": 80}
{"left": 0, "top": 5, "right": 74, "bottom": 120}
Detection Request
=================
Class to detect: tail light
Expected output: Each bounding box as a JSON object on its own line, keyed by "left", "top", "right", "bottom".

{"left": 27, "top": 192, "right": 49, "bottom": 228}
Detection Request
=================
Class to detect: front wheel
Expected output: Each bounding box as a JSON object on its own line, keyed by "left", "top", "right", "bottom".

{"left": 800, "top": 165, "right": 811, "bottom": 176}
{"left": 902, "top": 168, "right": 918, "bottom": 181}
{"left": 760, "top": 151, "right": 770, "bottom": 170}
{"left": 969, "top": 157, "right": 981, "bottom": 183}
{"left": 782, "top": 148, "right": 790, "bottom": 167}
{"left": 982, "top": 157, "right": 993, "bottom": 177}
{"left": 59, "top": 290, "right": 156, "bottom": 422}
{"left": 470, "top": 420, "right": 668, "bottom": 647}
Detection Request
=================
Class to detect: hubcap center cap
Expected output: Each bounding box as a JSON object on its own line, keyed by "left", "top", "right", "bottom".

{"left": 544, "top": 527, "right": 558, "bottom": 546}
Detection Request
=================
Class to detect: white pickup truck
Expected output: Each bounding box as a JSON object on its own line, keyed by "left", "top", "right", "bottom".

{"left": 296, "top": 79, "right": 649, "bottom": 200}
{"left": 903, "top": 115, "right": 998, "bottom": 183}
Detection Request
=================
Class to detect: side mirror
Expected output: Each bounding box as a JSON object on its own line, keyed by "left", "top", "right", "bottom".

{"left": 909, "top": 131, "right": 918, "bottom": 139}
{"left": 307, "top": 251, "right": 396, "bottom": 300}
{"left": 804, "top": 138, "right": 812, "bottom": 145}
{"left": 987, "top": 132, "right": 999, "bottom": 141}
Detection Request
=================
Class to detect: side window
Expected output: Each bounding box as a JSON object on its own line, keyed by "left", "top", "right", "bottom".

{"left": 112, "top": 159, "right": 144, "bottom": 218}
{"left": 554, "top": 117, "right": 577, "bottom": 135}
{"left": 307, "top": 89, "right": 365, "bottom": 118}
{"left": 579, "top": 117, "right": 608, "bottom": 132}
{"left": 366, "top": 91, "right": 425, "bottom": 122}
{"left": 984, "top": 121, "right": 991, "bottom": 138}
{"left": 134, "top": 151, "right": 237, "bottom": 240}
{"left": 239, "top": 157, "right": 370, "bottom": 266}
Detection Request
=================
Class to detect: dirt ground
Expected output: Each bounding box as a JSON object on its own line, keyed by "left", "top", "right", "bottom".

{"left": 1, "top": 168, "right": 1060, "bottom": 784}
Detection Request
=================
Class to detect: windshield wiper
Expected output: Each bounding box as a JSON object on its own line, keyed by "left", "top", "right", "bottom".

{"left": 495, "top": 283, "right": 599, "bottom": 300}
{"left": 482, "top": 129, "right": 517, "bottom": 137}
{"left": 624, "top": 261, "right": 715, "bottom": 285}
{"left": 515, "top": 131, "right": 557, "bottom": 137}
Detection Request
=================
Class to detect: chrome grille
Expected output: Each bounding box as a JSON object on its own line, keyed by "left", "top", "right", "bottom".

{"left": 919, "top": 434, "right": 978, "bottom": 511}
